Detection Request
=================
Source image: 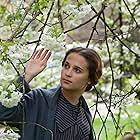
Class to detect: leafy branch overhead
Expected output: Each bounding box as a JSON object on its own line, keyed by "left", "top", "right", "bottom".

{"left": 0, "top": 0, "right": 140, "bottom": 140}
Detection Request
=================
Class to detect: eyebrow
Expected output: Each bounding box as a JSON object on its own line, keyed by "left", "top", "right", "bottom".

{"left": 65, "top": 61, "right": 86, "bottom": 71}
{"left": 74, "top": 66, "right": 85, "bottom": 71}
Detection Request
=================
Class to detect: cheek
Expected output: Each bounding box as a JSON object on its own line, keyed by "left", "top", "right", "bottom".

{"left": 73, "top": 77, "right": 88, "bottom": 90}
{"left": 74, "top": 75, "right": 89, "bottom": 83}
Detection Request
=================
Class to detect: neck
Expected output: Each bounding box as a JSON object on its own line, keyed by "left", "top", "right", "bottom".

{"left": 61, "top": 88, "right": 83, "bottom": 105}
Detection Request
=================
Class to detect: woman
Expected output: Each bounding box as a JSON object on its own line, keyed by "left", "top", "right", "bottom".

{"left": 0, "top": 47, "right": 102, "bottom": 140}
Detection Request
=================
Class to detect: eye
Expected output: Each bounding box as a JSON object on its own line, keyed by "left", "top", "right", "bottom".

{"left": 64, "top": 63, "right": 69, "bottom": 69}
{"left": 74, "top": 67, "right": 81, "bottom": 73}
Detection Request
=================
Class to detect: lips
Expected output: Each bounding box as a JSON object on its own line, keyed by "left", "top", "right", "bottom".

{"left": 63, "top": 79, "right": 72, "bottom": 83}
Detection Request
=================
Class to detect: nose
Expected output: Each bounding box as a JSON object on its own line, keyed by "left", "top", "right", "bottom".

{"left": 65, "top": 68, "right": 72, "bottom": 77}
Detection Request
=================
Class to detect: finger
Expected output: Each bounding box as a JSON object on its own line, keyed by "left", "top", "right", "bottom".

{"left": 40, "top": 49, "right": 49, "bottom": 60}
{"left": 34, "top": 48, "right": 44, "bottom": 59}
{"left": 32, "top": 49, "right": 39, "bottom": 59}
{"left": 42, "top": 51, "right": 52, "bottom": 65}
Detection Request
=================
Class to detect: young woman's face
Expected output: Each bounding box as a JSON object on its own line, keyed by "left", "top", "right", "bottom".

{"left": 60, "top": 52, "right": 90, "bottom": 93}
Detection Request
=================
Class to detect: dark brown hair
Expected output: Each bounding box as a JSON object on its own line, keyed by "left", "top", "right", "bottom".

{"left": 122, "top": 132, "right": 135, "bottom": 140}
{"left": 62, "top": 47, "right": 103, "bottom": 91}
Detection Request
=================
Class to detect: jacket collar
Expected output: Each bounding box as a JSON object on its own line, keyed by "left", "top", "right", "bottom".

{"left": 45, "top": 85, "right": 61, "bottom": 108}
{"left": 45, "top": 85, "right": 93, "bottom": 139}
{"left": 55, "top": 93, "right": 90, "bottom": 138}
{"left": 45, "top": 85, "right": 61, "bottom": 130}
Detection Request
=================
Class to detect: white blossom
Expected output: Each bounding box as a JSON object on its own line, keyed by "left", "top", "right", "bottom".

{"left": 41, "top": 29, "right": 66, "bottom": 50}
{"left": 124, "top": 93, "right": 137, "bottom": 106}
{"left": 77, "top": 4, "right": 91, "bottom": 18}
{"left": 0, "top": 64, "right": 16, "bottom": 81}
{"left": 0, "top": 129, "right": 20, "bottom": 140}
{"left": 8, "top": 84, "right": 16, "bottom": 92}
{"left": 0, "top": 87, "right": 23, "bottom": 108}
{"left": 1, "top": 91, "right": 22, "bottom": 108}
{"left": 57, "top": 33, "right": 66, "bottom": 47}
{"left": 63, "top": 4, "right": 92, "bottom": 26}
{"left": 0, "top": 26, "right": 12, "bottom": 40}
{"left": 63, "top": 4, "right": 78, "bottom": 15}
{"left": 0, "top": 86, "right": 3, "bottom": 91}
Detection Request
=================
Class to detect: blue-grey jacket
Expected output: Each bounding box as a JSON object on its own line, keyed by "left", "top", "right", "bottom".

{"left": 0, "top": 78, "right": 94, "bottom": 140}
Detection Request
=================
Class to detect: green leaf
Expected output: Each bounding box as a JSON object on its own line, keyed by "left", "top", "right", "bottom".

{"left": 0, "top": 41, "right": 15, "bottom": 48}
{"left": 0, "top": 5, "right": 6, "bottom": 14}
{"left": 7, "top": 14, "right": 15, "bottom": 24}
{"left": 33, "top": 3, "right": 40, "bottom": 12}
{"left": 10, "top": 127, "right": 20, "bottom": 132}
{"left": 15, "top": 11, "right": 22, "bottom": 20}
{"left": 39, "top": 0, "right": 50, "bottom": 9}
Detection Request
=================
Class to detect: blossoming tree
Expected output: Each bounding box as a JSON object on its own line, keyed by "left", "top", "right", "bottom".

{"left": 0, "top": 0, "right": 140, "bottom": 139}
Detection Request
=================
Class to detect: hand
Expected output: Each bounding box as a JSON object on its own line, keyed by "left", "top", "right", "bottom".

{"left": 24, "top": 48, "right": 51, "bottom": 83}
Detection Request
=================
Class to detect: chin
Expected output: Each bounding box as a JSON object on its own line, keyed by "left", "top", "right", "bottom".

{"left": 61, "top": 84, "right": 72, "bottom": 90}
{"left": 61, "top": 84, "right": 70, "bottom": 89}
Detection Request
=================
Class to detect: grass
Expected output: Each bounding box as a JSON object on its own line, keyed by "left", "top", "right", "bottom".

{"left": 92, "top": 104, "right": 140, "bottom": 140}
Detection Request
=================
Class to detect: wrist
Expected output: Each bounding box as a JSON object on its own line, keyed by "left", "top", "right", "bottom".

{"left": 23, "top": 73, "right": 33, "bottom": 83}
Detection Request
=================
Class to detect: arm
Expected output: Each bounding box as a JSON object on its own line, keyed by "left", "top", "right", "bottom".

{"left": 17, "top": 48, "right": 51, "bottom": 93}
{"left": 0, "top": 48, "right": 51, "bottom": 121}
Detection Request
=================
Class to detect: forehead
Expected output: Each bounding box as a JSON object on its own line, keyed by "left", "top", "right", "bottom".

{"left": 65, "top": 53, "right": 88, "bottom": 69}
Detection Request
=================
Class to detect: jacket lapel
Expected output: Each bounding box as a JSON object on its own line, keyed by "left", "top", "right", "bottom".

{"left": 45, "top": 86, "right": 61, "bottom": 130}
{"left": 55, "top": 94, "right": 75, "bottom": 132}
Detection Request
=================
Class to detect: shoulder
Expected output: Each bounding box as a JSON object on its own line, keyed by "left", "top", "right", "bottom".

{"left": 81, "top": 96, "right": 92, "bottom": 118}
{"left": 24, "top": 85, "right": 61, "bottom": 101}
